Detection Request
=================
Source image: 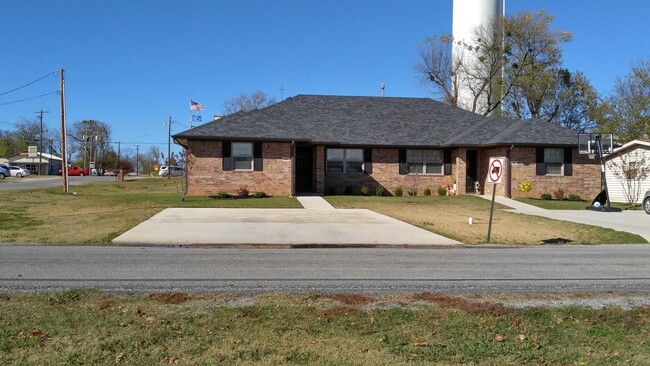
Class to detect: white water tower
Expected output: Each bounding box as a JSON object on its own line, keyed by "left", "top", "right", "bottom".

{"left": 452, "top": 0, "right": 505, "bottom": 115}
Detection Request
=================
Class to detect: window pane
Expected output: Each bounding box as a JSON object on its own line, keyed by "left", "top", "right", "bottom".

{"left": 327, "top": 149, "right": 344, "bottom": 173}
{"left": 425, "top": 163, "right": 442, "bottom": 174}
{"left": 327, "top": 149, "right": 344, "bottom": 161}
{"left": 546, "top": 162, "right": 562, "bottom": 175}
{"left": 346, "top": 149, "right": 363, "bottom": 162}
{"left": 345, "top": 149, "right": 363, "bottom": 173}
{"left": 425, "top": 150, "right": 443, "bottom": 163}
{"left": 544, "top": 148, "right": 563, "bottom": 163}
{"left": 407, "top": 150, "right": 423, "bottom": 163}
{"left": 234, "top": 157, "right": 252, "bottom": 170}
{"left": 233, "top": 142, "right": 252, "bottom": 157}
{"left": 408, "top": 163, "right": 423, "bottom": 174}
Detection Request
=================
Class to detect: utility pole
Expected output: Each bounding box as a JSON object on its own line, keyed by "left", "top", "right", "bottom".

{"left": 136, "top": 145, "right": 139, "bottom": 177}
{"left": 117, "top": 141, "right": 121, "bottom": 172}
{"left": 59, "top": 68, "right": 68, "bottom": 193}
{"left": 167, "top": 116, "right": 171, "bottom": 180}
{"left": 35, "top": 110, "right": 49, "bottom": 175}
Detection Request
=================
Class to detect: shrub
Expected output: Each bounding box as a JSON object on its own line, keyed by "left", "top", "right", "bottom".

{"left": 394, "top": 186, "right": 403, "bottom": 197}
{"left": 254, "top": 191, "right": 268, "bottom": 198}
{"left": 519, "top": 181, "right": 533, "bottom": 192}
{"left": 553, "top": 188, "right": 566, "bottom": 200}
{"left": 423, "top": 188, "right": 432, "bottom": 196}
{"left": 541, "top": 193, "right": 552, "bottom": 200}
{"left": 236, "top": 186, "right": 250, "bottom": 198}
{"left": 408, "top": 189, "right": 417, "bottom": 197}
{"left": 437, "top": 186, "right": 448, "bottom": 196}
{"left": 217, "top": 192, "right": 230, "bottom": 199}
{"left": 375, "top": 185, "right": 385, "bottom": 197}
{"left": 567, "top": 193, "right": 582, "bottom": 201}
{"left": 360, "top": 185, "right": 370, "bottom": 196}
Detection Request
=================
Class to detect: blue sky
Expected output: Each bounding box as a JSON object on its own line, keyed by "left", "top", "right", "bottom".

{"left": 1, "top": 0, "right": 649, "bottom": 156}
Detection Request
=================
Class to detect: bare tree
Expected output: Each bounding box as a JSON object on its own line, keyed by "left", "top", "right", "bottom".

{"left": 416, "top": 10, "right": 574, "bottom": 117}
{"left": 415, "top": 35, "right": 459, "bottom": 106}
{"left": 68, "top": 120, "right": 111, "bottom": 169}
{"left": 608, "top": 151, "right": 650, "bottom": 205}
{"left": 597, "top": 60, "right": 650, "bottom": 142}
{"left": 223, "top": 91, "right": 277, "bottom": 115}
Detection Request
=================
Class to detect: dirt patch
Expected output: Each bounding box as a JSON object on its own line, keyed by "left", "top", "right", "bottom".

{"left": 149, "top": 292, "right": 192, "bottom": 304}
{"left": 326, "top": 293, "right": 374, "bottom": 305}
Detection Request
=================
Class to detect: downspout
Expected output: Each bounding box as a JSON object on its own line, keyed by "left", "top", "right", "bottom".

{"left": 507, "top": 145, "right": 513, "bottom": 198}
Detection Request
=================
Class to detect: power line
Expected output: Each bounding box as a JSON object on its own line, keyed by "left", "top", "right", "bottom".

{"left": 0, "top": 90, "right": 60, "bottom": 106}
{"left": 0, "top": 72, "right": 57, "bottom": 97}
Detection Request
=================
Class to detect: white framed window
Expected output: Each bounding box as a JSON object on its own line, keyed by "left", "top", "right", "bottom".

{"left": 544, "top": 148, "right": 563, "bottom": 175}
{"left": 232, "top": 142, "right": 253, "bottom": 170}
{"left": 406, "top": 149, "right": 443, "bottom": 174}
{"left": 326, "top": 148, "right": 363, "bottom": 173}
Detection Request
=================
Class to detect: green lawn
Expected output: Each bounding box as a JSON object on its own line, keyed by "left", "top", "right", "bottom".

{"left": 0, "top": 178, "right": 301, "bottom": 244}
{"left": 1, "top": 290, "right": 648, "bottom": 365}
{"left": 1, "top": 180, "right": 646, "bottom": 245}
{"left": 325, "top": 195, "right": 646, "bottom": 244}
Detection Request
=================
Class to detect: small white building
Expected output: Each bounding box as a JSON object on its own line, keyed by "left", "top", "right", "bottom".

{"left": 5, "top": 152, "right": 63, "bottom": 175}
{"left": 606, "top": 139, "right": 650, "bottom": 204}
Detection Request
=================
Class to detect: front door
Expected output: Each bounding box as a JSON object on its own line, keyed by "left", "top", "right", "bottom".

{"left": 466, "top": 150, "right": 478, "bottom": 193}
{"left": 295, "top": 146, "right": 314, "bottom": 193}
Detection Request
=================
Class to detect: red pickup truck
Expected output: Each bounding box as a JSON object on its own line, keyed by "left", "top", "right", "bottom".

{"left": 59, "top": 166, "right": 90, "bottom": 176}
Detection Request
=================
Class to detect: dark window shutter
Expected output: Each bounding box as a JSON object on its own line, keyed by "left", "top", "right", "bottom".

{"left": 398, "top": 148, "right": 407, "bottom": 175}
{"left": 222, "top": 141, "right": 232, "bottom": 171}
{"left": 563, "top": 148, "right": 572, "bottom": 176}
{"left": 253, "top": 142, "right": 263, "bottom": 171}
{"left": 443, "top": 149, "right": 452, "bottom": 175}
{"left": 535, "top": 147, "right": 546, "bottom": 176}
{"left": 363, "top": 148, "right": 372, "bottom": 174}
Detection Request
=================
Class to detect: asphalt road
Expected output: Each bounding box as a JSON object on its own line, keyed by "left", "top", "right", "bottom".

{"left": 1, "top": 245, "right": 648, "bottom": 294}
{"left": 0, "top": 176, "right": 116, "bottom": 190}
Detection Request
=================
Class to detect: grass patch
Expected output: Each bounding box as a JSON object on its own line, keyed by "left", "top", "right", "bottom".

{"left": 516, "top": 198, "right": 643, "bottom": 211}
{"left": 0, "top": 179, "right": 301, "bottom": 244}
{"left": 0, "top": 291, "right": 648, "bottom": 365}
{"left": 325, "top": 195, "right": 646, "bottom": 244}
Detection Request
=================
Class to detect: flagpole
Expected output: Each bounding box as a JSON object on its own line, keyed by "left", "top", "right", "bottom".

{"left": 189, "top": 98, "right": 192, "bottom": 128}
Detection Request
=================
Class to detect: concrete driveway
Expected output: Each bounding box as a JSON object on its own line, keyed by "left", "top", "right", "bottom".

{"left": 113, "top": 198, "right": 461, "bottom": 247}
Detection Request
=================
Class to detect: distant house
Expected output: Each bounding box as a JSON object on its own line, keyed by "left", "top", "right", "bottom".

{"left": 5, "top": 152, "right": 63, "bottom": 175}
{"left": 606, "top": 139, "right": 650, "bottom": 204}
{"left": 173, "top": 95, "right": 600, "bottom": 198}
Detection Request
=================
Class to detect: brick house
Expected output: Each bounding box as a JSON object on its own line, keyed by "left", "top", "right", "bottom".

{"left": 173, "top": 95, "right": 600, "bottom": 199}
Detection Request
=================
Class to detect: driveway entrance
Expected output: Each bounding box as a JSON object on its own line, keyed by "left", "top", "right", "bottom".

{"left": 112, "top": 206, "right": 461, "bottom": 247}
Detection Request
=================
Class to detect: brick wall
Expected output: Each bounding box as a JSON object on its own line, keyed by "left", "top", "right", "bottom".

{"left": 184, "top": 141, "right": 601, "bottom": 200}
{"left": 186, "top": 140, "right": 293, "bottom": 196}
{"left": 509, "top": 147, "right": 600, "bottom": 199}
{"left": 324, "top": 148, "right": 453, "bottom": 196}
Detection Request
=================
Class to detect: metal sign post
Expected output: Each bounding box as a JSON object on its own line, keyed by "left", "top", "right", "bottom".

{"left": 486, "top": 158, "right": 504, "bottom": 243}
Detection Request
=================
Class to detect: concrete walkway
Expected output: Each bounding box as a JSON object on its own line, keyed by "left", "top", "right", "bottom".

{"left": 481, "top": 195, "right": 650, "bottom": 242}
{"left": 296, "top": 196, "right": 335, "bottom": 210}
{"left": 113, "top": 196, "right": 461, "bottom": 246}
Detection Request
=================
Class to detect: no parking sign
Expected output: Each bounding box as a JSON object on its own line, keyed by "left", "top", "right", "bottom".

{"left": 486, "top": 157, "right": 505, "bottom": 244}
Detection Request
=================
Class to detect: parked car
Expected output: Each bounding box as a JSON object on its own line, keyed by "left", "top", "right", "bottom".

{"left": 58, "top": 166, "right": 90, "bottom": 176}
{"left": 7, "top": 166, "right": 30, "bottom": 178}
{"left": 160, "top": 166, "right": 185, "bottom": 177}
{"left": 644, "top": 191, "right": 650, "bottom": 215}
{"left": 0, "top": 164, "right": 9, "bottom": 179}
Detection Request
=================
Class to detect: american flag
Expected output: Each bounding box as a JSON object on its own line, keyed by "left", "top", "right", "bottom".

{"left": 190, "top": 100, "right": 204, "bottom": 111}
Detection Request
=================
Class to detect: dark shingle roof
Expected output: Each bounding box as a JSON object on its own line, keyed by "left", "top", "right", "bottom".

{"left": 174, "top": 95, "right": 578, "bottom": 147}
